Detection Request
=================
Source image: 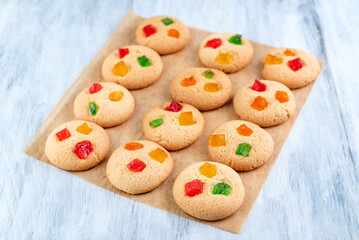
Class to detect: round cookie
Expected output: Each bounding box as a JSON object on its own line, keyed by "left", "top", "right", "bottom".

{"left": 169, "top": 67, "right": 232, "bottom": 111}
{"left": 233, "top": 79, "right": 296, "bottom": 127}
{"left": 135, "top": 15, "right": 190, "bottom": 55}
{"left": 142, "top": 101, "right": 204, "bottom": 151}
{"left": 198, "top": 33, "right": 253, "bottom": 73}
{"left": 208, "top": 120, "right": 274, "bottom": 171}
{"left": 102, "top": 45, "right": 163, "bottom": 89}
{"left": 261, "top": 48, "right": 321, "bottom": 89}
{"left": 45, "top": 120, "right": 110, "bottom": 171}
{"left": 106, "top": 140, "right": 173, "bottom": 194}
{"left": 173, "top": 161, "right": 245, "bottom": 221}
{"left": 74, "top": 82, "right": 135, "bottom": 128}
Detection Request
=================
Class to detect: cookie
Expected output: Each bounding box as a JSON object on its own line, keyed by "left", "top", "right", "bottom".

{"left": 102, "top": 45, "right": 163, "bottom": 89}
{"left": 233, "top": 79, "right": 296, "bottom": 127}
{"left": 142, "top": 101, "right": 204, "bottom": 151}
{"left": 74, "top": 82, "right": 135, "bottom": 128}
{"left": 135, "top": 15, "right": 190, "bottom": 55}
{"left": 173, "top": 161, "right": 245, "bottom": 221}
{"left": 169, "top": 67, "right": 232, "bottom": 111}
{"left": 261, "top": 48, "right": 321, "bottom": 89}
{"left": 208, "top": 120, "right": 274, "bottom": 171}
{"left": 45, "top": 120, "right": 110, "bottom": 171}
{"left": 106, "top": 140, "right": 173, "bottom": 194}
{"left": 198, "top": 33, "right": 253, "bottom": 73}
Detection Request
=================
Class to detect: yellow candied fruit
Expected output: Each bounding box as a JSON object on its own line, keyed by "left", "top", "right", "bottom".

{"left": 76, "top": 122, "right": 92, "bottom": 135}
{"left": 168, "top": 28, "right": 180, "bottom": 38}
{"left": 209, "top": 134, "right": 226, "bottom": 147}
{"left": 109, "top": 91, "right": 123, "bottom": 101}
{"left": 216, "top": 53, "right": 233, "bottom": 65}
{"left": 264, "top": 54, "right": 283, "bottom": 65}
{"left": 178, "top": 111, "right": 196, "bottom": 126}
{"left": 112, "top": 61, "right": 128, "bottom": 77}
{"left": 199, "top": 162, "right": 217, "bottom": 178}
{"left": 149, "top": 148, "right": 167, "bottom": 163}
{"left": 204, "top": 82, "right": 220, "bottom": 92}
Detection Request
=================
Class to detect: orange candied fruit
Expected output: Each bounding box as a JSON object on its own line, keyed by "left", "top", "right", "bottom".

{"left": 182, "top": 76, "right": 196, "bottom": 87}
{"left": 216, "top": 53, "right": 233, "bottom": 65}
{"left": 112, "top": 61, "right": 128, "bottom": 77}
{"left": 109, "top": 91, "right": 123, "bottom": 102}
{"left": 199, "top": 162, "right": 217, "bottom": 178}
{"left": 284, "top": 49, "right": 295, "bottom": 56}
{"left": 168, "top": 28, "right": 180, "bottom": 38}
{"left": 76, "top": 122, "right": 92, "bottom": 135}
{"left": 236, "top": 124, "right": 253, "bottom": 136}
{"left": 178, "top": 112, "right": 197, "bottom": 126}
{"left": 251, "top": 96, "right": 268, "bottom": 111}
{"left": 149, "top": 148, "right": 167, "bottom": 163}
{"left": 264, "top": 54, "right": 283, "bottom": 65}
{"left": 209, "top": 134, "right": 226, "bottom": 147}
{"left": 124, "top": 142, "right": 144, "bottom": 151}
{"left": 275, "top": 90, "right": 289, "bottom": 103}
{"left": 204, "top": 82, "right": 220, "bottom": 92}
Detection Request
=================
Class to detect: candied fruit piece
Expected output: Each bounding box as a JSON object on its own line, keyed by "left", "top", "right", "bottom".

{"left": 118, "top": 48, "right": 129, "bottom": 59}
{"left": 216, "top": 53, "right": 233, "bottom": 65}
{"left": 150, "top": 118, "right": 163, "bottom": 128}
{"left": 149, "top": 148, "right": 167, "bottom": 163}
{"left": 264, "top": 54, "right": 283, "bottom": 65}
{"left": 182, "top": 76, "right": 196, "bottom": 87}
{"left": 185, "top": 179, "right": 203, "bottom": 197}
{"left": 76, "top": 122, "right": 92, "bottom": 135}
{"left": 236, "top": 143, "right": 252, "bottom": 157}
{"left": 56, "top": 128, "right": 71, "bottom": 141}
{"left": 284, "top": 49, "right": 295, "bottom": 56}
{"left": 209, "top": 134, "right": 226, "bottom": 147}
{"left": 165, "top": 101, "right": 183, "bottom": 112}
{"left": 89, "top": 102, "right": 98, "bottom": 116}
{"left": 168, "top": 29, "right": 180, "bottom": 38}
{"left": 203, "top": 70, "right": 214, "bottom": 79}
{"left": 288, "top": 57, "right": 303, "bottom": 71}
{"left": 89, "top": 83, "right": 103, "bottom": 94}
{"left": 205, "top": 38, "right": 222, "bottom": 49}
{"left": 276, "top": 90, "right": 289, "bottom": 103}
{"left": 108, "top": 91, "right": 123, "bottom": 102}
{"left": 237, "top": 124, "right": 253, "bottom": 136}
{"left": 112, "top": 61, "right": 128, "bottom": 77}
{"left": 251, "top": 79, "right": 266, "bottom": 92}
{"left": 228, "top": 34, "right": 242, "bottom": 45}
{"left": 127, "top": 159, "right": 146, "bottom": 172}
{"left": 199, "top": 162, "right": 217, "bottom": 178}
{"left": 161, "top": 17, "right": 173, "bottom": 25}
{"left": 204, "top": 82, "right": 220, "bottom": 92}
{"left": 74, "top": 140, "right": 93, "bottom": 159}
{"left": 138, "top": 55, "right": 151, "bottom": 67}
{"left": 178, "top": 112, "right": 196, "bottom": 126}
{"left": 143, "top": 24, "right": 156, "bottom": 37}
{"left": 212, "top": 182, "right": 231, "bottom": 196}
{"left": 251, "top": 96, "right": 268, "bottom": 111}
{"left": 125, "top": 142, "right": 144, "bottom": 151}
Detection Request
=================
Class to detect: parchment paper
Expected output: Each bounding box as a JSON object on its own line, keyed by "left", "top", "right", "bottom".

{"left": 24, "top": 9, "right": 323, "bottom": 234}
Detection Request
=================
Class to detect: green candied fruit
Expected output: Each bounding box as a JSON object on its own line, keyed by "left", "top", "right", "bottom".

{"left": 161, "top": 17, "right": 173, "bottom": 26}
{"left": 236, "top": 143, "right": 251, "bottom": 156}
{"left": 228, "top": 34, "right": 242, "bottom": 45}
{"left": 150, "top": 118, "right": 164, "bottom": 128}
{"left": 89, "top": 102, "right": 98, "bottom": 116}
{"left": 203, "top": 70, "right": 214, "bottom": 79}
{"left": 138, "top": 55, "right": 151, "bottom": 67}
{"left": 212, "top": 182, "right": 231, "bottom": 196}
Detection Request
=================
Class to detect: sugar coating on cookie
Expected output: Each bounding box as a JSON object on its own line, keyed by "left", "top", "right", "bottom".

{"left": 102, "top": 45, "right": 163, "bottom": 89}
{"left": 106, "top": 140, "right": 173, "bottom": 194}
{"left": 169, "top": 67, "right": 232, "bottom": 111}
{"left": 135, "top": 15, "right": 190, "bottom": 55}
{"left": 198, "top": 33, "right": 253, "bottom": 73}
{"left": 233, "top": 79, "right": 296, "bottom": 127}
{"left": 142, "top": 101, "right": 204, "bottom": 150}
{"left": 173, "top": 161, "right": 245, "bottom": 221}
{"left": 74, "top": 82, "right": 135, "bottom": 128}
{"left": 45, "top": 120, "right": 110, "bottom": 171}
{"left": 208, "top": 120, "right": 274, "bottom": 171}
{"left": 261, "top": 48, "right": 321, "bottom": 89}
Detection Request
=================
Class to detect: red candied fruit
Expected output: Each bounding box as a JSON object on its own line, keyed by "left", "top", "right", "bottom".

{"left": 288, "top": 58, "right": 303, "bottom": 71}
{"left": 143, "top": 24, "right": 156, "bottom": 37}
{"left": 165, "top": 101, "right": 183, "bottom": 112}
{"left": 251, "top": 79, "right": 266, "bottom": 92}
{"left": 127, "top": 159, "right": 146, "bottom": 172}
{"left": 56, "top": 128, "right": 71, "bottom": 141}
{"left": 118, "top": 48, "right": 129, "bottom": 59}
{"left": 89, "top": 83, "right": 103, "bottom": 94}
{"left": 74, "top": 140, "right": 93, "bottom": 159}
{"left": 205, "top": 38, "right": 222, "bottom": 49}
{"left": 185, "top": 179, "right": 203, "bottom": 197}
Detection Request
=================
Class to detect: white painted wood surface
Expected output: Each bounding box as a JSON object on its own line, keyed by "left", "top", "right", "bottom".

{"left": 1, "top": 0, "right": 358, "bottom": 239}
